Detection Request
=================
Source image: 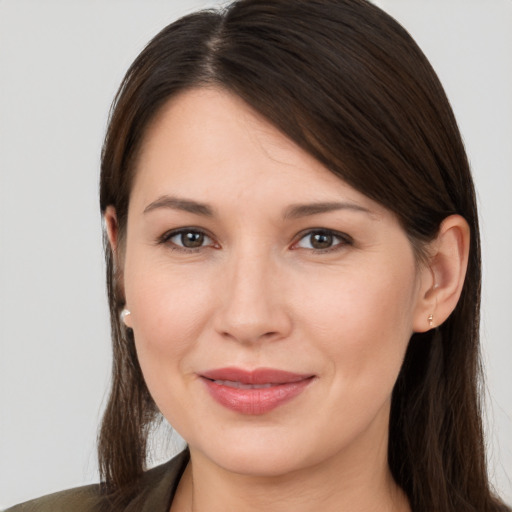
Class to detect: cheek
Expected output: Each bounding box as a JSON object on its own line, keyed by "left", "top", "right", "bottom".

{"left": 124, "top": 256, "right": 217, "bottom": 385}
{"left": 124, "top": 262, "right": 223, "bottom": 433}
{"left": 299, "top": 260, "right": 417, "bottom": 402}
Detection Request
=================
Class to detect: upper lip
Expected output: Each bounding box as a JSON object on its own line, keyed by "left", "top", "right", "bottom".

{"left": 200, "top": 367, "right": 314, "bottom": 385}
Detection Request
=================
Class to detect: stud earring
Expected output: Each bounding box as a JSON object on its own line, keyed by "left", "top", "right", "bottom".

{"left": 428, "top": 314, "right": 434, "bottom": 328}
{"left": 120, "top": 309, "right": 131, "bottom": 325}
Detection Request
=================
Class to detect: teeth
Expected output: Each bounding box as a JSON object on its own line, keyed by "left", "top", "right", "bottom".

{"left": 213, "top": 380, "right": 276, "bottom": 389}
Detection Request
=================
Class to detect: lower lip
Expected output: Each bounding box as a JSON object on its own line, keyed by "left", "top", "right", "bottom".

{"left": 201, "top": 377, "right": 314, "bottom": 415}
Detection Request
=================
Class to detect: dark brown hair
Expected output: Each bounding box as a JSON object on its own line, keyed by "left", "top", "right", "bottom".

{"left": 98, "top": 1, "right": 509, "bottom": 510}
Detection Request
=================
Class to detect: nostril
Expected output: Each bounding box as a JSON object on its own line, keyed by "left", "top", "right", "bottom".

{"left": 213, "top": 278, "right": 293, "bottom": 343}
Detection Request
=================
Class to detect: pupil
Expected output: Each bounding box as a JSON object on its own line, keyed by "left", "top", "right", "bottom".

{"left": 182, "top": 232, "right": 204, "bottom": 248}
{"left": 311, "top": 233, "right": 332, "bottom": 249}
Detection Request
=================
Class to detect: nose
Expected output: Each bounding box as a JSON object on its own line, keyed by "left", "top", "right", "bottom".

{"left": 213, "top": 248, "right": 293, "bottom": 345}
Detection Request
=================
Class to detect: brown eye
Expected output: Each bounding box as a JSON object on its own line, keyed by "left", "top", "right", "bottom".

{"left": 163, "top": 229, "right": 214, "bottom": 251}
{"left": 310, "top": 232, "right": 333, "bottom": 249}
{"left": 180, "top": 231, "right": 204, "bottom": 248}
{"left": 295, "top": 230, "right": 351, "bottom": 252}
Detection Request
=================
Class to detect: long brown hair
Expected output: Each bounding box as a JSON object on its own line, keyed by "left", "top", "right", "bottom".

{"left": 98, "top": 1, "right": 509, "bottom": 510}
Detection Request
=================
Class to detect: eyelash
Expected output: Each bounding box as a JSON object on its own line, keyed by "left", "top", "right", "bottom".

{"left": 158, "top": 227, "right": 353, "bottom": 255}
{"left": 157, "top": 228, "right": 215, "bottom": 254}
{"left": 293, "top": 229, "right": 353, "bottom": 253}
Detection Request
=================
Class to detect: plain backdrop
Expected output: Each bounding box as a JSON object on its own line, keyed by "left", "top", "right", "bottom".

{"left": 0, "top": 0, "right": 511, "bottom": 508}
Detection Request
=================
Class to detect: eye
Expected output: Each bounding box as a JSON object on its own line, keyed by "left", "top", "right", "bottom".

{"left": 159, "top": 228, "right": 216, "bottom": 252}
{"left": 294, "top": 229, "right": 352, "bottom": 253}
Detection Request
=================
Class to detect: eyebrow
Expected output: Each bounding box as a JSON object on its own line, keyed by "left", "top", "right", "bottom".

{"left": 143, "top": 195, "right": 373, "bottom": 219}
{"left": 282, "top": 201, "right": 373, "bottom": 220}
{"left": 143, "top": 196, "right": 215, "bottom": 216}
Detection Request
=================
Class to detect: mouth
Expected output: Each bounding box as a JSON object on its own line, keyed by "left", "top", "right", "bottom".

{"left": 199, "top": 367, "right": 316, "bottom": 415}
{"left": 206, "top": 380, "right": 279, "bottom": 389}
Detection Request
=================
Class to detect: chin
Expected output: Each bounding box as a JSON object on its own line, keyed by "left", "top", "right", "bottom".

{"left": 211, "top": 445, "right": 311, "bottom": 477}
{"left": 184, "top": 397, "right": 392, "bottom": 479}
{"left": 187, "top": 424, "right": 341, "bottom": 479}
{"left": 183, "top": 424, "right": 302, "bottom": 476}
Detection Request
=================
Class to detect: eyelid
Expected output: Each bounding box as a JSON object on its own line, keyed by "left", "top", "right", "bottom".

{"left": 157, "top": 227, "right": 352, "bottom": 254}
{"left": 291, "top": 228, "right": 353, "bottom": 253}
{"left": 158, "top": 227, "right": 218, "bottom": 252}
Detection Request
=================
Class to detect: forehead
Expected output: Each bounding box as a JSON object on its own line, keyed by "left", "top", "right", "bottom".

{"left": 130, "top": 87, "right": 385, "bottom": 217}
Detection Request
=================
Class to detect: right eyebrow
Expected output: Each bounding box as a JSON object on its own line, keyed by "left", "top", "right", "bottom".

{"left": 143, "top": 195, "right": 215, "bottom": 217}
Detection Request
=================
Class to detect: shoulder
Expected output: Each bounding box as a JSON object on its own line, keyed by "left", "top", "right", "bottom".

{"left": 4, "top": 450, "right": 189, "bottom": 512}
{"left": 3, "top": 484, "right": 104, "bottom": 512}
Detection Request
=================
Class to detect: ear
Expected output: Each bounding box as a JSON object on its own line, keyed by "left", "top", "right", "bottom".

{"left": 104, "top": 205, "right": 119, "bottom": 252}
{"left": 104, "top": 206, "right": 130, "bottom": 326}
{"left": 413, "top": 214, "right": 470, "bottom": 332}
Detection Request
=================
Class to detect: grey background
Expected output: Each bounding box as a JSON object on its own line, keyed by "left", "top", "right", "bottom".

{"left": 1, "top": 0, "right": 510, "bottom": 508}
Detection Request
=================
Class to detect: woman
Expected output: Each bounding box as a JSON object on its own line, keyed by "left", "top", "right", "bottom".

{"left": 6, "top": 0, "right": 510, "bottom": 511}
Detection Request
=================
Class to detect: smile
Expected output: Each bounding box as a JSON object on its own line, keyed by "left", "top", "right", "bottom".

{"left": 200, "top": 367, "right": 315, "bottom": 415}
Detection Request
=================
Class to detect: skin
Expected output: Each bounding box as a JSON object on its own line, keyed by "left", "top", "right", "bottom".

{"left": 105, "top": 87, "right": 470, "bottom": 512}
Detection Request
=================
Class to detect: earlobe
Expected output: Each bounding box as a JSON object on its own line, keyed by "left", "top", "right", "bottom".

{"left": 413, "top": 214, "right": 470, "bottom": 332}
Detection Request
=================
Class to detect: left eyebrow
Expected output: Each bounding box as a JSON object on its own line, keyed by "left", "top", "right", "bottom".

{"left": 282, "top": 201, "right": 374, "bottom": 220}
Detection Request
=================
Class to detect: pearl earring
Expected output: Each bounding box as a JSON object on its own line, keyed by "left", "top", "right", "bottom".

{"left": 120, "top": 309, "right": 131, "bottom": 325}
{"left": 428, "top": 314, "right": 434, "bottom": 328}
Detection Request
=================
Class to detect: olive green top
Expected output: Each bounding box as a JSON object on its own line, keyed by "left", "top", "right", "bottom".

{"left": 4, "top": 450, "right": 189, "bottom": 512}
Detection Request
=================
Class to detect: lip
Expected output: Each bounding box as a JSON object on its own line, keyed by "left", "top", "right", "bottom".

{"left": 200, "top": 367, "right": 315, "bottom": 415}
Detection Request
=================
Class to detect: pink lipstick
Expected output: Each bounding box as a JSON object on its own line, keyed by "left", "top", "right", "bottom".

{"left": 200, "top": 367, "right": 315, "bottom": 415}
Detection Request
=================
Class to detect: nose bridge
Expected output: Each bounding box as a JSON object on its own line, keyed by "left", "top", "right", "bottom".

{"left": 215, "top": 240, "right": 290, "bottom": 343}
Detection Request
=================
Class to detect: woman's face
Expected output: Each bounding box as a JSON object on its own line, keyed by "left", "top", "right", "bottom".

{"left": 118, "top": 87, "right": 430, "bottom": 476}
